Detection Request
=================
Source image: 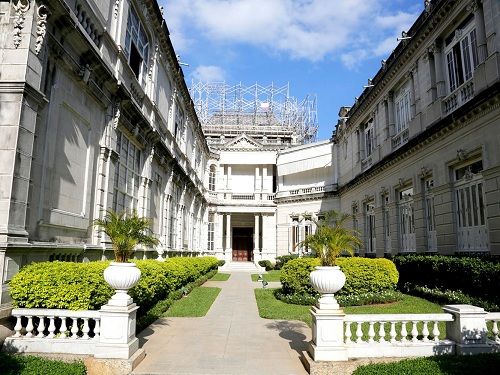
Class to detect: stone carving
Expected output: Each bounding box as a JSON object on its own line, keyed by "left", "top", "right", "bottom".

{"left": 35, "top": 5, "right": 49, "bottom": 55}
{"left": 419, "top": 166, "right": 431, "bottom": 178}
{"left": 457, "top": 148, "right": 467, "bottom": 161}
{"left": 113, "top": 104, "right": 121, "bottom": 129}
{"left": 13, "top": 0, "right": 30, "bottom": 49}
{"left": 113, "top": 0, "right": 120, "bottom": 19}
{"left": 424, "top": 0, "right": 432, "bottom": 14}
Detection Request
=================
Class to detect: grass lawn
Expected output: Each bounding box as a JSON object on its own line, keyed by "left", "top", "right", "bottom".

{"left": 0, "top": 352, "right": 86, "bottom": 375}
{"left": 251, "top": 270, "right": 282, "bottom": 282}
{"left": 254, "top": 288, "right": 444, "bottom": 331}
{"left": 210, "top": 272, "right": 230, "bottom": 281}
{"left": 165, "top": 287, "right": 221, "bottom": 317}
{"left": 353, "top": 353, "right": 500, "bottom": 375}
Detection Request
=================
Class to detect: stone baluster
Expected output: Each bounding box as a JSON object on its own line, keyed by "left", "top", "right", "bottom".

{"left": 94, "top": 318, "right": 100, "bottom": 339}
{"left": 82, "top": 318, "right": 90, "bottom": 339}
{"left": 47, "top": 316, "right": 56, "bottom": 338}
{"left": 13, "top": 316, "right": 22, "bottom": 337}
{"left": 492, "top": 321, "right": 499, "bottom": 343}
{"left": 37, "top": 316, "right": 46, "bottom": 337}
{"left": 355, "top": 322, "right": 363, "bottom": 343}
{"left": 59, "top": 317, "right": 68, "bottom": 338}
{"left": 411, "top": 321, "right": 419, "bottom": 342}
{"left": 432, "top": 321, "right": 440, "bottom": 342}
{"left": 368, "top": 322, "right": 375, "bottom": 343}
{"left": 400, "top": 321, "right": 408, "bottom": 342}
{"left": 422, "top": 321, "right": 429, "bottom": 342}
{"left": 71, "top": 317, "right": 79, "bottom": 339}
{"left": 25, "top": 316, "right": 34, "bottom": 338}
{"left": 390, "top": 322, "right": 397, "bottom": 343}
{"left": 378, "top": 322, "right": 386, "bottom": 343}
{"left": 345, "top": 322, "right": 352, "bottom": 344}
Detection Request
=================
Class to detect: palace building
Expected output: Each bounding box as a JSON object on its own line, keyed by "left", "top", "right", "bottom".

{"left": 1, "top": 0, "right": 500, "bottom": 316}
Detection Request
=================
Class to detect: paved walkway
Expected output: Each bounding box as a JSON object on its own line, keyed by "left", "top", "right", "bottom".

{"left": 133, "top": 272, "right": 310, "bottom": 375}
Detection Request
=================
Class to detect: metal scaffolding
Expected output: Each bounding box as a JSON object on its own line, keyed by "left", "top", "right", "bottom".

{"left": 190, "top": 82, "right": 318, "bottom": 144}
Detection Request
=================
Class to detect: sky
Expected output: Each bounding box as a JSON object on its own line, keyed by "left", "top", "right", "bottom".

{"left": 161, "top": 0, "right": 424, "bottom": 141}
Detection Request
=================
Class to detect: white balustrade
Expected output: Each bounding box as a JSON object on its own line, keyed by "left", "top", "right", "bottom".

{"left": 344, "top": 313, "right": 455, "bottom": 358}
{"left": 6, "top": 308, "right": 101, "bottom": 355}
{"left": 486, "top": 312, "right": 500, "bottom": 344}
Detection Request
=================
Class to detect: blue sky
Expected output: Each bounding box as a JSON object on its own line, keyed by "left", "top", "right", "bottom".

{"left": 161, "top": 0, "right": 423, "bottom": 141}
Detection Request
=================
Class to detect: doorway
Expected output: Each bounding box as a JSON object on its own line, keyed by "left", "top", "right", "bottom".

{"left": 232, "top": 227, "right": 253, "bottom": 261}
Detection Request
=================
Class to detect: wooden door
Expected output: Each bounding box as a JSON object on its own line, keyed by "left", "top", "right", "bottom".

{"left": 232, "top": 227, "right": 253, "bottom": 261}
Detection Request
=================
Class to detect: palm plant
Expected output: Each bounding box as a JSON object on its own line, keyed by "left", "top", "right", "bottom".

{"left": 94, "top": 210, "right": 159, "bottom": 262}
{"left": 300, "top": 210, "right": 362, "bottom": 266}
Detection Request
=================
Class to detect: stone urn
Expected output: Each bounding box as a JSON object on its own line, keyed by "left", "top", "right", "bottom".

{"left": 103, "top": 262, "right": 141, "bottom": 307}
{"left": 310, "top": 266, "right": 346, "bottom": 310}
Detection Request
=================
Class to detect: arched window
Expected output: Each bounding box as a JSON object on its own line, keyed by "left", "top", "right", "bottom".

{"left": 209, "top": 165, "right": 216, "bottom": 191}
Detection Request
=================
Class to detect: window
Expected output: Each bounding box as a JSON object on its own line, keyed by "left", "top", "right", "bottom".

{"left": 209, "top": 165, "right": 216, "bottom": 191}
{"left": 175, "top": 104, "right": 184, "bottom": 140}
{"left": 365, "top": 203, "right": 376, "bottom": 253}
{"left": 364, "top": 120, "right": 374, "bottom": 157}
{"left": 445, "top": 18, "right": 478, "bottom": 92}
{"left": 124, "top": 6, "right": 149, "bottom": 86}
{"left": 394, "top": 81, "right": 411, "bottom": 134}
{"left": 291, "top": 217, "right": 299, "bottom": 252}
{"left": 454, "top": 159, "right": 488, "bottom": 252}
{"left": 169, "top": 185, "right": 179, "bottom": 249}
{"left": 113, "top": 131, "right": 141, "bottom": 213}
{"left": 162, "top": 195, "right": 171, "bottom": 247}
{"left": 398, "top": 187, "right": 416, "bottom": 252}
{"left": 383, "top": 195, "right": 391, "bottom": 253}
{"left": 303, "top": 216, "right": 313, "bottom": 253}
{"left": 424, "top": 178, "right": 437, "bottom": 252}
{"left": 208, "top": 213, "right": 215, "bottom": 251}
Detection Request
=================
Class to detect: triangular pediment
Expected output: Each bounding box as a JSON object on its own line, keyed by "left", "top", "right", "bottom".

{"left": 223, "top": 134, "right": 262, "bottom": 150}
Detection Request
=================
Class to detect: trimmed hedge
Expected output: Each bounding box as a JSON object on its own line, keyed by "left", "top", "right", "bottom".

{"left": 274, "top": 254, "right": 299, "bottom": 270}
{"left": 258, "top": 260, "right": 274, "bottom": 271}
{"left": 0, "top": 352, "right": 86, "bottom": 375}
{"left": 280, "top": 257, "right": 399, "bottom": 300}
{"left": 394, "top": 255, "right": 500, "bottom": 309}
{"left": 9, "top": 257, "right": 219, "bottom": 312}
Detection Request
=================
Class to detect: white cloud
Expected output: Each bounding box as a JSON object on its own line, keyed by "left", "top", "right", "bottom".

{"left": 190, "top": 65, "right": 226, "bottom": 83}
{"left": 163, "top": 0, "right": 421, "bottom": 68}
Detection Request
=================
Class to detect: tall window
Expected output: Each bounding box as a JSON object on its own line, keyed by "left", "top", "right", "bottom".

{"left": 169, "top": 185, "right": 179, "bottom": 249}
{"left": 445, "top": 18, "right": 478, "bottom": 92}
{"left": 209, "top": 165, "right": 216, "bottom": 191}
{"left": 175, "top": 104, "right": 184, "bottom": 140}
{"left": 394, "top": 81, "right": 411, "bottom": 134}
{"left": 162, "top": 195, "right": 171, "bottom": 247}
{"left": 365, "top": 203, "right": 376, "bottom": 253}
{"left": 113, "top": 131, "right": 141, "bottom": 212}
{"left": 398, "top": 187, "right": 416, "bottom": 252}
{"left": 124, "top": 6, "right": 149, "bottom": 86}
{"left": 454, "top": 159, "right": 488, "bottom": 252}
{"left": 303, "top": 216, "right": 313, "bottom": 253}
{"left": 383, "top": 195, "right": 391, "bottom": 253}
{"left": 364, "top": 120, "right": 374, "bottom": 157}
{"left": 208, "top": 213, "right": 215, "bottom": 251}
{"left": 424, "top": 178, "right": 437, "bottom": 252}
{"left": 291, "top": 217, "right": 299, "bottom": 252}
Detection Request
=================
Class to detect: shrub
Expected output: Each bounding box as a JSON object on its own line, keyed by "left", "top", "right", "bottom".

{"left": 0, "top": 352, "right": 86, "bottom": 375}
{"left": 280, "top": 257, "right": 399, "bottom": 302}
{"left": 258, "top": 260, "right": 274, "bottom": 271}
{"left": 217, "top": 260, "right": 226, "bottom": 267}
{"left": 274, "top": 254, "right": 299, "bottom": 270}
{"left": 394, "top": 255, "right": 500, "bottom": 309}
{"left": 9, "top": 257, "right": 219, "bottom": 312}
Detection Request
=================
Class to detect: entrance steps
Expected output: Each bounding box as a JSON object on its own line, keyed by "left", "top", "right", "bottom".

{"left": 219, "top": 261, "right": 264, "bottom": 273}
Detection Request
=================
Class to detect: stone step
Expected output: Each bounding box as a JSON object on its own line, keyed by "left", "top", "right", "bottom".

{"left": 218, "top": 261, "right": 264, "bottom": 273}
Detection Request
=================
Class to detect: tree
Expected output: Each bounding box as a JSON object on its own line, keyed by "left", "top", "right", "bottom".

{"left": 93, "top": 210, "right": 159, "bottom": 262}
{"left": 300, "top": 210, "right": 362, "bottom": 266}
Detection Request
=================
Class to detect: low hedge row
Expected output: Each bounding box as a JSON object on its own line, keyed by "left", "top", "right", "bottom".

{"left": 9, "top": 257, "right": 219, "bottom": 312}
{"left": 394, "top": 255, "right": 500, "bottom": 308}
{"left": 280, "top": 257, "right": 399, "bottom": 300}
{"left": 0, "top": 352, "right": 86, "bottom": 375}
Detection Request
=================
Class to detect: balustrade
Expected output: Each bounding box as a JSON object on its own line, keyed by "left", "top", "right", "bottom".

{"left": 443, "top": 80, "right": 474, "bottom": 115}
{"left": 487, "top": 312, "right": 500, "bottom": 344}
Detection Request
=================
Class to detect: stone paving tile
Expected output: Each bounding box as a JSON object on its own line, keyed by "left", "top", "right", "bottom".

{"left": 133, "top": 272, "right": 309, "bottom": 375}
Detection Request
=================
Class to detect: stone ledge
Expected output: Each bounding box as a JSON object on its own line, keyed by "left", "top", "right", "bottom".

{"left": 300, "top": 351, "right": 409, "bottom": 375}
{"left": 84, "top": 348, "right": 145, "bottom": 375}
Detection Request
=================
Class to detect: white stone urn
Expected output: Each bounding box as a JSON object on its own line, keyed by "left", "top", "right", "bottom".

{"left": 103, "top": 262, "right": 141, "bottom": 307}
{"left": 310, "top": 266, "right": 346, "bottom": 310}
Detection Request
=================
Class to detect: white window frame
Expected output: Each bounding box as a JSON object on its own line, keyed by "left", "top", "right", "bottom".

{"left": 364, "top": 120, "right": 374, "bottom": 158}
{"left": 124, "top": 6, "right": 149, "bottom": 86}
{"left": 394, "top": 81, "right": 412, "bottom": 135}
{"left": 445, "top": 19, "right": 478, "bottom": 93}
{"left": 208, "top": 165, "right": 216, "bottom": 191}
{"left": 383, "top": 195, "right": 391, "bottom": 253}
{"left": 424, "top": 178, "right": 437, "bottom": 252}
{"left": 113, "top": 131, "right": 141, "bottom": 213}
{"left": 365, "top": 203, "right": 376, "bottom": 253}
{"left": 207, "top": 213, "right": 215, "bottom": 251}
{"left": 398, "top": 187, "right": 416, "bottom": 252}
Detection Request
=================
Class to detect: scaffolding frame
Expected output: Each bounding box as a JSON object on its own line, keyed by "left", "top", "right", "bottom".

{"left": 190, "top": 82, "right": 318, "bottom": 144}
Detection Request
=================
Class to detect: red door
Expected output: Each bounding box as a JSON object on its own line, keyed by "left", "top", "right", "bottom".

{"left": 232, "top": 227, "right": 253, "bottom": 261}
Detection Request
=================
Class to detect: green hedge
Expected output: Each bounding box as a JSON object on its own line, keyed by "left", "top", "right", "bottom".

{"left": 394, "top": 255, "right": 500, "bottom": 309}
{"left": 9, "top": 257, "right": 219, "bottom": 312}
{"left": 0, "top": 352, "right": 86, "bottom": 375}
{"left": 280, "top": 257, "right": 399, "bottom": 299}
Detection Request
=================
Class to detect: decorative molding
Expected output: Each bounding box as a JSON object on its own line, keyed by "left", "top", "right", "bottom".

{"left": 418, "top": 165, "right": 432, "bottom": 178}
{"left": 35, "top": 5, "right": 49, "bottom": 55}
{"left": 13, "top": 0, "right": 30, "bottom": 49}
{"left": 457, "top": 148, "right": 468, "bottom": 161}
{"left": 113, "top": 0, "right": 120, "bottom": 19}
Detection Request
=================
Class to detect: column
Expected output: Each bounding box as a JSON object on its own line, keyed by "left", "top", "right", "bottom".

{"left": 387, "top": 93, "right": 395, "bottom": 137}
{"left": 262, "top": 167, "right": 268, "bottom": 191}
{"left": 255, "top": 166, "right": 260, "bottom": 191}
{"left": 433, "top": 41, "right": 446, "bottom": 98}
{"left": 226, "top": 213, "right": 231, "bottom": 254}
{"left": 473, "top": 1, "right": 487, "bottom": 63}
{"left": 408, "top": 70, "right": 416, "bottom": 118}
{"left": 227, "top": 166, "right": 232, "bottom": 190}
{"left": 254, "top": 214, "right": 260, "bottom": 256}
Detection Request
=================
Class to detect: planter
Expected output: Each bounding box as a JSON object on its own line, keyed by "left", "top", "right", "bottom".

{"left": 310, "top": 266, "right": 346, "bottom": 310}
{"left": 103, "top": 262, "right": 141, "bottom": 307}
